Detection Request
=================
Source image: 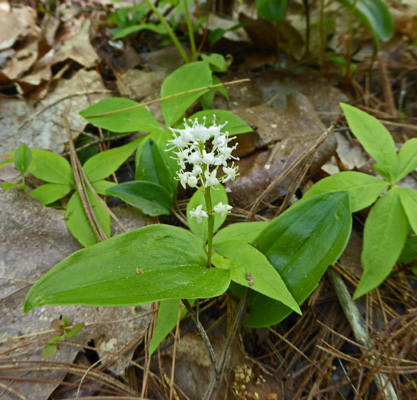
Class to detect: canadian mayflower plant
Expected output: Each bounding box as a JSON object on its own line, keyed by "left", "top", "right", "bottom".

{"left": 167, "top": 116, "right": 239, "bottom": 267}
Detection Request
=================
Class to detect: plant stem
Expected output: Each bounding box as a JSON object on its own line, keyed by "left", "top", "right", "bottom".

{"left": 183, "top": 0, "right": 197, "bottom": 62}
{"left": 144, "top": 0, "right": 190, "bottom": 64}
{"left": 345, "top": 0, "right": 358, "bottom": 89}
{"left": 204, "top": 186, "right": 214, "bottom": 268}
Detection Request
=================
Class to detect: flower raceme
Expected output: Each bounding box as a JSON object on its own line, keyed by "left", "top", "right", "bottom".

{"left": 167, "top": 117, "right": 239, "bottom": 223}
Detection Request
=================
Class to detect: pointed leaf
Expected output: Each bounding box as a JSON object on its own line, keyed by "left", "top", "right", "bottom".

{"left": 106, "top": 181, "right": 173, "bottom": 217}
{"left": 30, "top": 183, "right": 72, "bottom": 205}
{"left": 83, "top": 138, "right": 142, "bottom": 182}
{"left": 187, "top": 185, "right": 228, "bottom": 241}
{"left": 214, "top": 221, "right": 271, "bottom": 244}
{"left": 28, "top": 150, "right": 74, "bottom": 185}
{"left": 302, "top": 171, "right": 388, "bottom": 212}
{"left": 399, "top": 187, "right": 417, "bottom": 235}
{"left": 91, "top": 180, "right": 117, "bottom": 195}
{"left": 243, "top": 191, "right": 352, "bottom": 327}
{"left": 213, "top": 240, "right": 300, "bottom": 313}
{"left": 24, "top": 225, "right": 231, "bottom": 312}
{"left": 65, "top": 190, "right": 110, "bottom": 247}
{"left": 64, "top": 323, "right": 85, "bottom": 339}
{"left": 394, "top": 138, "right": 417, "bottom": 183}
{"left": 2, "top": 183, "right": 27, "bottom": 190}
{"left": 340, "top": 103, "right": 397, "bottom": 180}
{"left": 355, "top": 187, "right": 408, "bottom": 298}
{"left": 14, "top": 144, "right": 32, "bottom": 174}
{"left": 80, "top": 98, "right": 162, "bottom": 133}
{"left": 161, "top": 62, "right": 212, "bottom": 126}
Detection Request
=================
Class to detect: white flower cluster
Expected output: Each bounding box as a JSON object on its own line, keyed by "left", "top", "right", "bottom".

{"left": 167, "top": 116, "right": 239, "bottom": 223}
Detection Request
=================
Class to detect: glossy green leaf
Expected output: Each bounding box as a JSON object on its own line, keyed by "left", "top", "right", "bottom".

{"left": 149, "top": 299, "right": 189, "bottom": 355}
{"left": 83, "top": 138, "right": 142, "bottom": 182}
{"left": 80, "top": 98, "right": 162, "bottom": 133}
{"left": 399, "top": 187, "right": 417, "bottom": 235}
{"left": 340, "top": 103, "right": 397, "bottom": 180}
{"left": 28, "top": 150, "right": 74, "bottom": 185}
{"left": 14, "top": 144, "right": 32, "bottom": 174}
{"left": 161, "top": 62, "right": 212, "bottom": 127}
{"left": 189, "top": 109, "right": 252, "bottom": 136}
{"left": 65, "top": 190, "right": 110, "bottom": 247}
{"left": 24, "top": 225, "right": 231, "bottom": 312}
{"left": 244, "top": 191, "right": 352, "bottom": 327}
{"left": 187, "top": 185, "right": 228, "bottom": 241}
{"left": 106, "top": 181, "right": 173, "bottom": 216}
{"left": 213, "top": 240, "right": 300, "bottom": 313}
{"left": 256, "top": 0, "right": 288, "bottom": 23}
{"left": 30, "top": 183, "right": 72, "bottom": 205}
{"left": 213, "top": 221, "right": 271, "bottom": 244}
{"left": 135, "top": 138, "right": 177, "bottom": 196}
{"left": 335, "top": 0, "right": 394, "bottom": 42}
{"left": 112, "top": 22, "right": 167, "bottom": 40}
{"left": 91, "top": 180, "right": 117, "bottom": 195}
{"left": 355, "top": 187, "right": 408, "bottom": 298}
{"left": 302, "top": 171, "right": 388, "bottom": 212}
{"left": 394, "top": 138, "right": 417, "bottom": 183}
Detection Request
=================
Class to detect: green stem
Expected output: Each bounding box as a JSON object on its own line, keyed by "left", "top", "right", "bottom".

{"left": 21, "top": 173, "right": 25, "bottom": 186}
{"left": 183, "top": 0, "right": 197, "bottom": 62}
{"left": 144, "top": 0, "right": 190, "bottom": 64}
{"left": 204, "top": 186, "right": 214, "bottom": 268}
{"left": 345, "top": 0, "right": 358, "bottom": 89}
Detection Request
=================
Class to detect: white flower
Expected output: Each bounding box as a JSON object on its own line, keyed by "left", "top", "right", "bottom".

{"left": 187, "top": 175, "right": 198, "bottom": 188}
{"left": 205, "top": 169, "right": 219, "bottom": 187}
{"left": 188, "top": 151, "right": 202, "bottom": 165}
{"left": 214, "top": 202, "right": 232, "bottom": 217}
{"left": 177, "top": 170, "right": 190, "bottom": 189}
{"left": 222, "top": 164, "right": 239, "bottom": 183}
{"left": 201, "top": 149, "right": 216, "bottom": 165}
{"left": 189, "top": 204, "right": 208, "bottom": 223}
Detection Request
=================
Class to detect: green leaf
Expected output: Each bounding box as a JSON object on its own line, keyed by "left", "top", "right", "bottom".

{"left": 83, "top": 138, "right": 142, "bottom": 182}
{"left": 65, "top": 190, "right": 110, "bottom": 247}
{"left": 213, "top": 221, "right": 271, "bottom": 244}
{"left": 335, "top": 0, "right": 394, "bottom": 42}
{"left": 0, "top": 158, "right": 13, "bottom": 167}
{"left": 394, "top": 138, "right": 417, "bottom": 183}
{"left": 187, "top": 185, "right": 228, "bottom": 241}
{"left": 244, "top": 191, "right": 352, "bottom": 327}
{"left": 80, "top": 98, "right": 162, "bottom": 133}
{"left": 149, "top": 299, "right": 189, "bottom": 355}
{"left": 135, "top": 138, "right": 177, "bottom": 196}
{"left": 213, "top": 240, "right": 300, "bottom": 313}
{"left": 30, "top": 183, "right": 72, "bottom": 205}
{"left": 28, "top": 150, "right": 75, "bottom": 186}
{"left": 91, "top": 180, "right": 117, "bottom": 195}
{"left": 399, "top": 187, "right": 417, "bottom": 235}
{"left": 24, "top": 225, "right": 231, "bottom": 312}
{"left": 2, "top": 183, "right": 27, "bottom": 190}
{"left": 256, "top": 0, "right": 288, "bottom": 23}
{"left": 161, "top": 62, "right": 212, "bottom": 127}
{"left": 355, "top": 187, "right": 408, "bottom": 298}
{"left": 14, "top": 144, "right": 32, "bottom": 174}
{"left": 340, "top": 103, "right": 398, "bottom": 181}
{"left": 106, "top": 181, "right": 173, "bottom": 217}
{"left": 64, "top": 323, "right": 85, "bottom": 339}
{"left": 302, "top": 171, "right": 388, "bottom": 212}
{"left": 200, "top": 53, "right": 228, "bottom": 73}
{"left": 112, "top": 22, "right": 167, "bottom": 40}
{"left": 43, "top": 336, "right": 62, "bottom": 360}
{"left": 189, "top": 109, "right": 252, "bottom": 136}
{"left": 398, "top": 236, "right": 417, "bottom": 264}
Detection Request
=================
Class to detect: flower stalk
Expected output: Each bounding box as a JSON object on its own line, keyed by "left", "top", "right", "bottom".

{"left": 204, "top": 186, "right": 214, "bottom": 267}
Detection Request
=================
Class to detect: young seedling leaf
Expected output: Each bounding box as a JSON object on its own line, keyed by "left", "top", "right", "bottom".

{"left": 213, "top": 240, "right": 300, "bottom": 313}
{"left": 65, "top": 190, "right": 110, "bottom": 247}
{"left": 106, "top": 181, "right": 173, "bottom": 217}
{"left": 64, "top": 323, "right": 85, "bottom": 339}
{"left": 24, "top": 225, "right": 231, "bottom": 312}
{"left": 189, "top": 109, "right": 251, "bottom": 136}
{"left": 187, "top": 184, "right": 228, "bottom": 241}
{"left": 112, "top": 22, "right": 167, "bottom": 40}
{"left": 354, "top": 187, "right": 408, "bottom": 298}
{"left": 28, "top": 150, "right": 75, "bottom": 186}
{"left": 30, "top": 183, "right": 72, "bottom": 205}
{"left": 340, "top": 103, "right": 398, "bottom": 181}
{"left": 14, "top": 144, "right": 32, "bottom": 175}
{"left": 80, "top": 98, "right": 162, "bottom": 133}
{"left": 213, "top": 221, "right": 271, "bottom": 244}
{"left": 243, "top": 191, "right": 351, "bottom": 328}
{"left": 83, "top": 138, "right": 142, "bottom": 182}
{"left": 161, "top": 61, "right": 212, "bottom": 127}
{"left": 302, "top": 171, "right": 388, "bottom": 212}
{"left": 394, "top": 138, "right": 417, "bottom": 183}
{"left": 399, "top": 187, "right": 417, "bottom": 235}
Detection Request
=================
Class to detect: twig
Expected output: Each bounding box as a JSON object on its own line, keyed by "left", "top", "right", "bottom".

{"left": 327, "top": 267, "right": 399, "bottom": 400}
